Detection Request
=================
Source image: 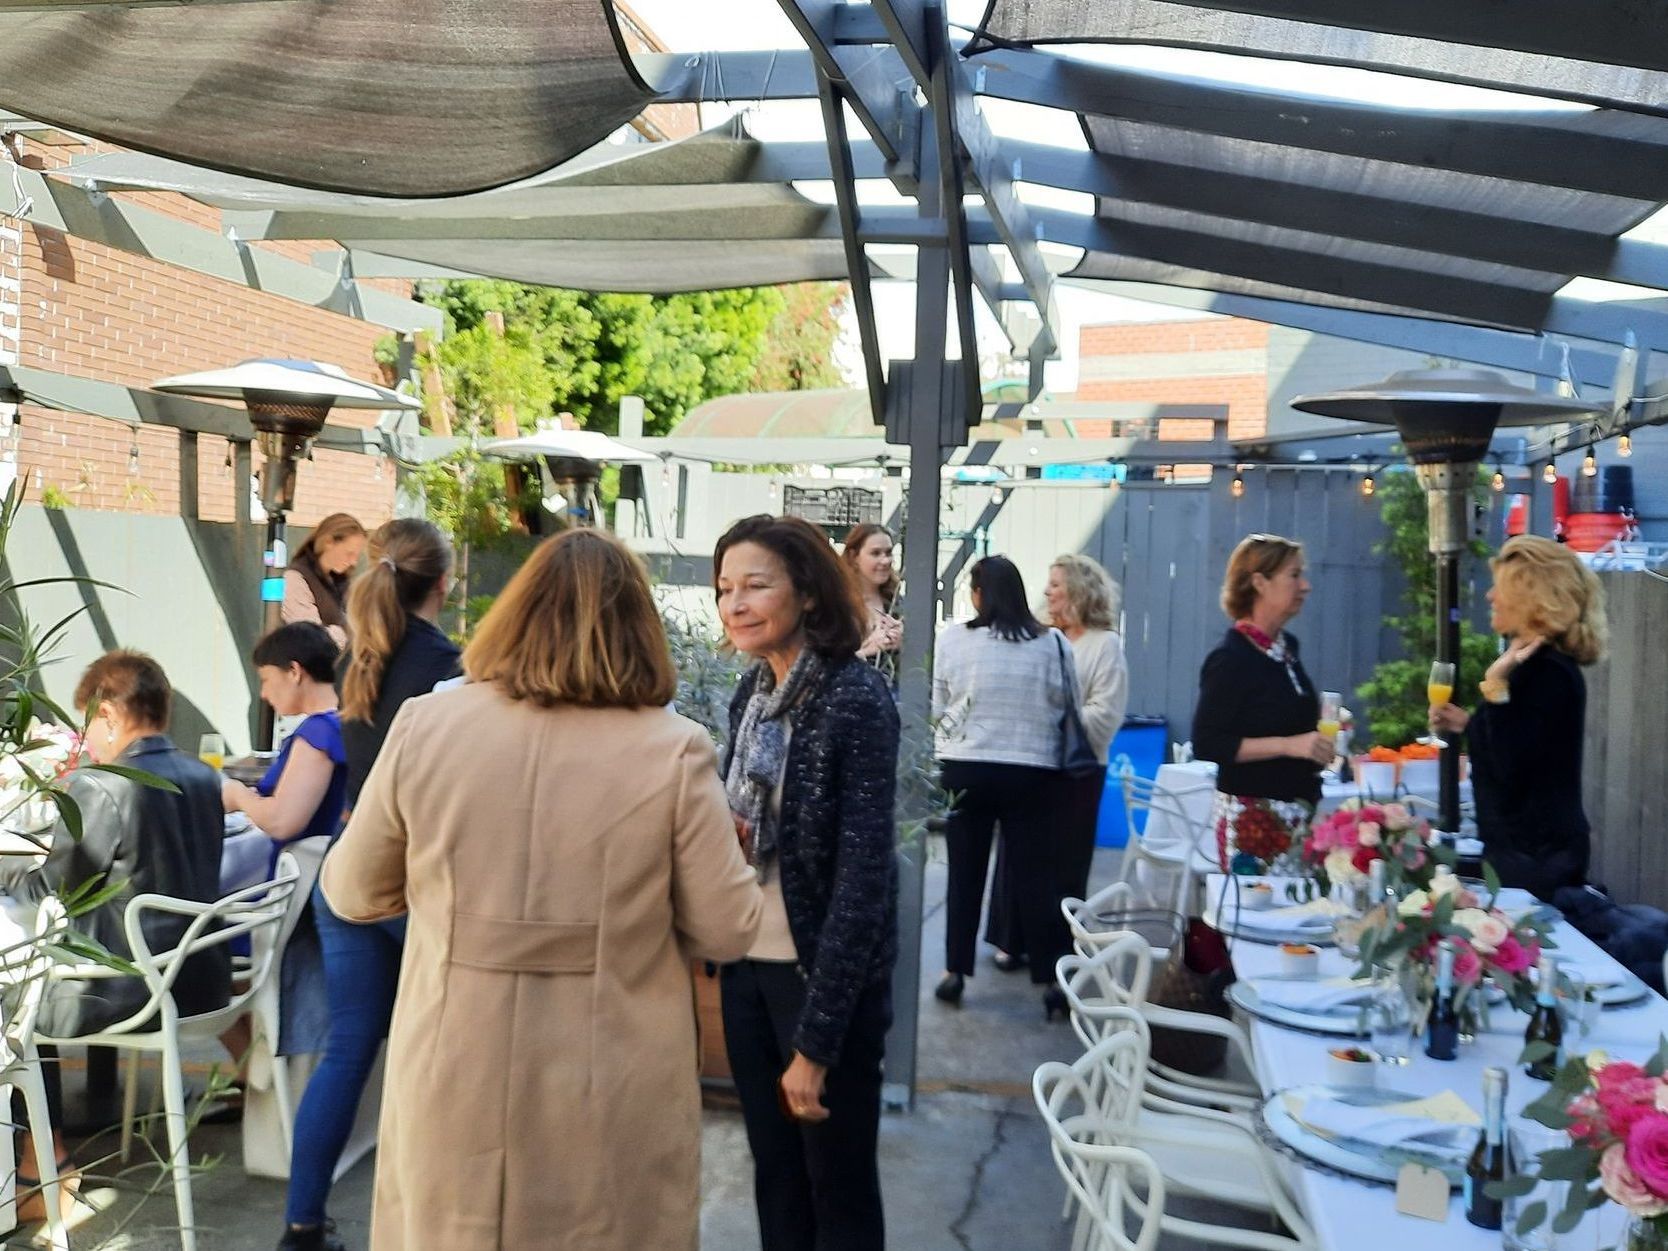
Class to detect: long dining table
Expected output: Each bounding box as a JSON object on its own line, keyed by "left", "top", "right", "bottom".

{"left": 1206, "top": 874, "right": 1665, "bottom": 1251}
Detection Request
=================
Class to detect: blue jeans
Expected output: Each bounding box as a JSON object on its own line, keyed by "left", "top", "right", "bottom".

{"left": 284, "top": 883, "right": 405, "bottom": 1226}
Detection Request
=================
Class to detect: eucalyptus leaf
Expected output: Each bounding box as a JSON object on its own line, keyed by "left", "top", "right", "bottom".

{"left": 1515, "top": 1201, "right": 1548, "bottom": 1236}
{"left": 1535, "top": 1147, "right": 1599, "bottom": 1182}
{"left": 1484, "top": 1175, "right": 1538, "bottom": 1199}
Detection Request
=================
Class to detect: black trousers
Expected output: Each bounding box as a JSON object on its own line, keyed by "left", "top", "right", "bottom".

{"left": 941, "top": 760, "right": 1070, "bottom": 985}
{"left": 720, "top": 960, "right": 889, "bottom": 1251}
{"left": 985, "top": 769, "right": 1105, "bottom": 959}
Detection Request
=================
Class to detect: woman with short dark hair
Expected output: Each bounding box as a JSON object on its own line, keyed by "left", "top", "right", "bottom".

{"left": 323, "top": 527, "right": 762, "bottom": 1251}
{"left": 714, "top": 513, "right": 899, "bottom": 1251}
{"left": 932, "top": 555, "right": 1075, "bottom": 1019}
{"left": 223, "top": 622, "right": 348, "bottom": 862}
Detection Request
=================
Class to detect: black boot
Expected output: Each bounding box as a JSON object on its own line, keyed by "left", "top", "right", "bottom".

{"left": 934, "top": 972, "right": 965, "bottom": 1006}
{"left": 277, "top": 1222, "right": 347, "bottom": 1251}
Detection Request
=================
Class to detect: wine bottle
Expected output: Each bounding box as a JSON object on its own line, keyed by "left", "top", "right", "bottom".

{"left": 1464, "top": 1066, "right": 1509, "bottom": 1230}
{"left": 1524, "top": 954, "right": 1564, "bottom": 1081}
{"left": 1426, "top": 940, "right": 1460, "bottom": 1061}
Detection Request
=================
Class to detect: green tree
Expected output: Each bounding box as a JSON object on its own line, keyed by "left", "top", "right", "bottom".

{"left": 751, "top": 281, "right": 849, "bottom": 392}
{"left": 1355, "top": 466, "right": 1500, "bottom": 747}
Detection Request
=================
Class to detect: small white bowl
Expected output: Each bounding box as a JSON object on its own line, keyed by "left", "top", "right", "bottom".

{"left": 1239, "top": 884, "right": 1276, "bottom": 912}
{"left": 1326, "top": 1049, "right": 1380, "bottom": 1088}
{"left": 1279, "top": 944, "right": 1321, "bottom": 978}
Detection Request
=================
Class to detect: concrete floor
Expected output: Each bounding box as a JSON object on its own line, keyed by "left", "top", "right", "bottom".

{"left": 23, "top": 846, "right": 1113, "bottom": 1250}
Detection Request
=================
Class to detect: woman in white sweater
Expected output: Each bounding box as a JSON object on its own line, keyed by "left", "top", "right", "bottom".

{"left": 932, "top": 555, "right": 1075, "bottom": 1019}
{"left": 987, "top": 553, "right": 1129, "bottom": 973}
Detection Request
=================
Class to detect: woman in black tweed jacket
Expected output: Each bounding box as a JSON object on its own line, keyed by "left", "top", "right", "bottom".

{"left": 716, "top": 514, "right": 900, "bottom": 1251}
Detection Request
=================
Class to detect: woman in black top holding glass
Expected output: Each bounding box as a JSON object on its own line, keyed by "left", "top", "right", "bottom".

{"left": 1192, "top": 534, "right": 1334, "bottom": 871}
{"left": 1429, "top": 534, "right": 1606, "bottom": 900}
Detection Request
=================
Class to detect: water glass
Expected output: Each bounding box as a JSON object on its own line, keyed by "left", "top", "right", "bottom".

{"left": 1367, "top": 970, "right": 1414, "bottom": 1066}
{"left": 1505, "top": 1122, "right": 1570, "bottom": 1251}
{"left": 197, "top": 733, "right": 225, "bottom": 771}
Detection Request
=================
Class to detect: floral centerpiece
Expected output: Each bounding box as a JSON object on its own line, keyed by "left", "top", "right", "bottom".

{"left": 1354, "top": 871, "right": 1549, "bottom": 1028}
{"left": 0, "top": 717, "right": 81, "bottom": 836}
{"left": 1494, "top": 1038, "right": 1668, "bottom": 1251}
{"left": 1301, "top": 798, "right": 1438, "bottom": 896}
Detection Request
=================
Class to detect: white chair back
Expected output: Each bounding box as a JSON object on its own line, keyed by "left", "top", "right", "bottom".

{"left": 1119, "top": 776, "right": 1213, "bottom": 910}
{"left": 0, "top": 896, "right": 66, "bottom": 1065}
{"left": 1034, "top": 1033, "right": 1166, "bottom": 1251}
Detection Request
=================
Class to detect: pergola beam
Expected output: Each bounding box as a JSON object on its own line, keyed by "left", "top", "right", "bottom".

{"left": 0, "top": 162, "right": 440, "bottom": 335}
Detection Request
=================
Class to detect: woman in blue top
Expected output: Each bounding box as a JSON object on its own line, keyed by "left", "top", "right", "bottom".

{"left": 222, "top": 622, "right": 349, "bottom": 856}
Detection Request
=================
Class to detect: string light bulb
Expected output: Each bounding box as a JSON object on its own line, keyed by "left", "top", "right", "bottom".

{"left": 1542, "top": 462, "right": 1558, "bottom": 485}
{"left": 989, "top": 484, "right": 1005, "bottom": 507}
{"left": 222, "top": 444, "right": 233, "bottom": 477}
{"left": 1360, "top": 473, "right": 1375, "bottom": 498}
{"left": 1618, "top": 434, "right": 1633, "bottom": 458}
{"left": 1491, "top": 467, "right": 1506, "bottom": 492}
{"left": 1230, "top": 471, "right": 1245, "bottom": 499}
{"left": 127, "top": 439, "right": 140, "bottom": 476}
{"left": 1581, "top": 452, "right": 1598, "bottom": 478}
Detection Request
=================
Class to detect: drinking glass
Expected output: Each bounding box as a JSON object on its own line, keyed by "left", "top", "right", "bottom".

{"left": 1366, "top": 968, "right": 1414, "bottom": 1065}
{"left": 1504, "top": 1122, "right": 1570, "bottom": 1251}
{"left": 197, "top": 733, "right": 225, "bottom": 771}
{"left": 1421, "top": 661, "right": 1456, "bottom": 747}
{"left": 1316, "top": 690, "right": 1342, "bottom": 742}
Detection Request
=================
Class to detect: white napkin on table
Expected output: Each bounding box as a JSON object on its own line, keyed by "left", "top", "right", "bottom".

{"left": 1251, "top": 976, "right": 1375, "bottom": 1013}
{"left": 1287, "top": 1090, "right": 1480, "bottom": 1160}
{"left": 1225, "top": 900, "right": 1345, "bottom": 934}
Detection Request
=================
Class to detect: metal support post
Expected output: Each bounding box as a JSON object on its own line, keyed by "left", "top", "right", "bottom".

{"left": 885, "top": 118, "right": 954, "bottom": 1115}
{"left": 257, "top": 510, "right": 288, "bottom": 750}
{"left": 1435, "top": 552, "right": 1462, "bottom": 834}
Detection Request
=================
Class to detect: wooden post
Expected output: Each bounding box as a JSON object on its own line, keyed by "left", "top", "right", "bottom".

{"left": 412, "top": 331, "right": 453, "bottom": 436}
{"left": 178, "top": 429, "right": 199, "bottom": 521}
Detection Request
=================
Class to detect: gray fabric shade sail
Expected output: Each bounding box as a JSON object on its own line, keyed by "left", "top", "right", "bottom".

{"left": 972, "top": 0, "right": 1668, "bottom": 116}
{"left": 0, "top": 0, "right": 651, "bottom": 196}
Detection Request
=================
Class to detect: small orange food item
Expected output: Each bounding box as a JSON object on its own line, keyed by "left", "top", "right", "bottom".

{"left": 1280, "top": 943, "right": 1317, "bottom": 956}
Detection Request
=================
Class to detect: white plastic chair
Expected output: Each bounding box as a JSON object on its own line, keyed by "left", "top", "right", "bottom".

{"left": 1056, "top": 934, "right": 1260, "bottom": 1118}
{"left": 0, "top": 897, "right": 72, "bottom": 1250}
{"left": 38, "top": 863, "right": 300, "bottom": 1251}
{"left": 1036, "top": 1030, "right": 1316, "bottom": 1251}
{"left": 1118, "top": 777, "right": 1216, "bottom": 911}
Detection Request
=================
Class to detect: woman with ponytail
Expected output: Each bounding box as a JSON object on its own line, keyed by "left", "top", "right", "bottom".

{"left": 277, "top": 519, "right": 458, "bottom": 1251}
{"left": 1430, "top": 534, "right": 1608, "bottom": 900}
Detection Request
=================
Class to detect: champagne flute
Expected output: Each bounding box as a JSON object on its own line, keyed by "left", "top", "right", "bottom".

{"left": 1317, "top": 690, "right": 1342, "bottom": 743}
{"left": 197, "top": 732, "right": 225, "bottom": 771}
{"left": 1422, "top": 661, "right": 1456, "bottom": 747}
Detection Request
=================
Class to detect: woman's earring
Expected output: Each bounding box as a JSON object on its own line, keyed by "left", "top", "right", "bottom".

{"left": 105, "top": 726, "right": 116, "bottom": 746}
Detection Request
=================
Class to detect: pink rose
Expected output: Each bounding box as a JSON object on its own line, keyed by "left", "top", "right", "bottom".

{"left": 1360, "top": 805, "right": 1386, "bottom": 826}
{"left": 1451, "top": 940, "right": 1482, "bottom": 984}
{"left": 1598, "top": 1072, "right": 1663, "bottom": 1139}
{"left": 1628, "top": 1120, "right": 1668, "bottom": 1206}
{"left": 1381, "top": 802, "right": 1412, "bottom": 829}
{"left": 1359, "top": 826, "right": 1382, "bottom": 848}
{"left": 1603, "top": 1143, "right": 1668, "bottom": 1216}
{"left": 1569, "top": 1095, "right": 1605, "bottom": 1143}
{"left": 1491, "top": 934, "right": 1534, "bottom": 976}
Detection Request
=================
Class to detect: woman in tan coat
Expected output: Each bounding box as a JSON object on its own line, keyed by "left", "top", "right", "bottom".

{"left": 322, "top": 528, "right": 764, "bottom": 1251}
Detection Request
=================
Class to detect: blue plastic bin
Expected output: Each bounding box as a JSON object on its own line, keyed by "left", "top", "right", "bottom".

{"left": 1095, "top": 716, "right": 1168, "bottom": 848}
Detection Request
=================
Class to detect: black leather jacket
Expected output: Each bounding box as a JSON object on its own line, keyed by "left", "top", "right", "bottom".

{"left": 0, "top": 736, "right": 230, "bottom": 1036}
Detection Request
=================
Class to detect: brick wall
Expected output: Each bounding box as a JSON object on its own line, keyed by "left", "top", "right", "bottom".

{"left": 1074, "top": 318, "right": 1271, "bottom": 442}
{"left": 13, "top": 135, "right": 399, "bottom": 526}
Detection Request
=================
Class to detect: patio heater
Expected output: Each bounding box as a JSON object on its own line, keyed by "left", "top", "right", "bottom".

{"left": 153, "top": 360, "right": 420, "bottom": 749}
{"left": 1292, "top": 369, "right": 1600, "bottom": 835}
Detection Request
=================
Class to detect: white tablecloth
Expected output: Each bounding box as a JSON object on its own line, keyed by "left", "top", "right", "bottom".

{"left": 1143, "top": 762, "right": 1218, "bottom": 853}
{"left": 1210, "top": 874, "right": 1662, "bottom": 1251}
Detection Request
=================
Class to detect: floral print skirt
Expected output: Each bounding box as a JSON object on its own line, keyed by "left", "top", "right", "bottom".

{"left": 1212, "top": 791, "right": 1312, "bottom": 875}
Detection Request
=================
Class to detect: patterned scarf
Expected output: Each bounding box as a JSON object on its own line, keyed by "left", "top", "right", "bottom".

{"left": 1234, "top": 619, "right": 1305, "bottom": 695}
{"left": 724, "top": 650, "right": 826, "bottom": 880}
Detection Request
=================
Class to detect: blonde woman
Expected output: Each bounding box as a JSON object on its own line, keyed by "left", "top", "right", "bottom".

{"left": 323, "top": 528, "right": 761, "bottom": 1251}
{"left": 1430, "top": 534, "right": 1607, "bottom": 899}
{"left": 283, "top": 512, "right": 366, "bottom": 649}
{"left": 277, "top": 519, "right": 459, "bottom": 1251}
{"left": 987, "top": 553, "right": 1129, "bottom": 972}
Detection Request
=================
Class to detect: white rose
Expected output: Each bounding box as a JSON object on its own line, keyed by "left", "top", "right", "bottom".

{"left": 1381, "top": 803, "right": 1412, "bottom": 829}
{"left": 1451, "top": 908, "right": 1509, "bottom": 954}
{"left": 1358, "top": 827, "right": 1382, "bottom": 848}
{"left": 1398, "top": 889, "right": 1431, "bottom": 918}
{"left": 1324, "top": 848, "right": 1364, "bottom": 885}
{"left": 1431, "top": 872, "right": 1462, "bottom": 898}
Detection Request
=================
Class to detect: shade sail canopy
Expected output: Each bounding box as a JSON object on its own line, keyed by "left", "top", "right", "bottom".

{"left": 0, "top": 0, "right": 650, "bottom": 196}
{"left": 971, "top": 0, "right": 1668, "bottom": 115}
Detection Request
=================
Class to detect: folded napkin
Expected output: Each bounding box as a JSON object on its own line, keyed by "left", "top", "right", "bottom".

{"left": 1252, "top": 976, "right": 1375, "bottom": 1014}
{"left": 1287, "top": 1090, "right": 1480, "bottom": 1160}
{"left": 1226, "top": 900, "right": 1347, "bottom": 934}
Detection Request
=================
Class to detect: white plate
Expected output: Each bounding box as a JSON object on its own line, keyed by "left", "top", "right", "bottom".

{"left": 1207, "top": 908, "right": 1339, "bottom": 947}
{"left": 1593, "top": 975, "right": 1651, "bottom": 1008}
{"left": 1262, "top": 1085, "right": 1464, "bottom": 1186}
{"left": 1228, "top": 979, "right": 1366, "bottom": 1036}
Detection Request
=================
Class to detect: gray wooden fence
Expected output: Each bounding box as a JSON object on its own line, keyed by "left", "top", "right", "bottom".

{"left": 1582, "top": 571, "right": 1668, "bottom": 907}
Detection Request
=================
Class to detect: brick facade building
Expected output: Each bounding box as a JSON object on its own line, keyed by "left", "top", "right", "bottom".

{"left": 1, "top": 3, "right": 695, "bottom": 529}
{"left": 1072, "top": 318, "right": 1272, "bottom": 443}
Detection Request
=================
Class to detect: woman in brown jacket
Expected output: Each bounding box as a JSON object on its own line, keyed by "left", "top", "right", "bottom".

{"left": 322, "top": 528, "right": 763, "bottom": 1251}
